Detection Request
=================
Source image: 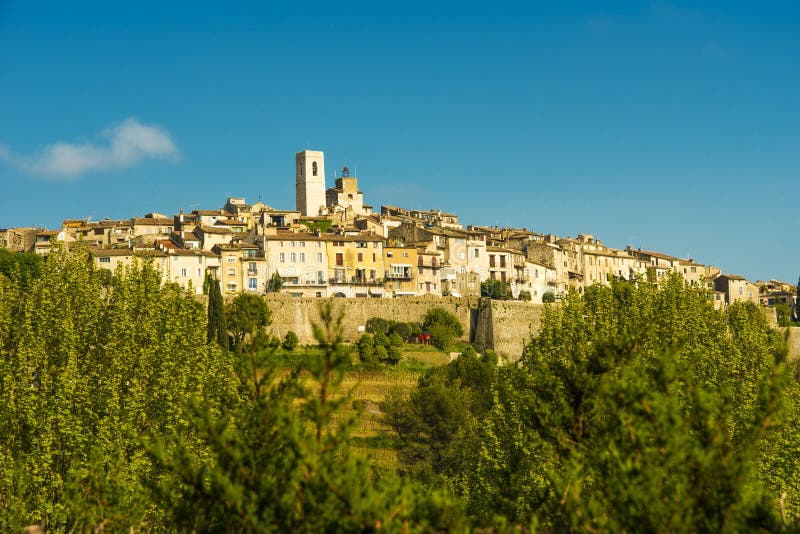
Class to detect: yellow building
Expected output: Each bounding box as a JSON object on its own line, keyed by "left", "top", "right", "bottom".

{"left": 324, "top": 234, "right": 386, "bottom": 297}
{"left": 383, "top": 245, "right": 418, "bottom": 297}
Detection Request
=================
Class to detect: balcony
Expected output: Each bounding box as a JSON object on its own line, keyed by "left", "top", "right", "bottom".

{"left": 330, "top": 277, "right": 384, "bottom": 286}
{"left": 386, "top": 269, "right": 413, "bottom": 280}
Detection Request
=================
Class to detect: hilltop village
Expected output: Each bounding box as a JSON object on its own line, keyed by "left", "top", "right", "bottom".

{"left": 1, "top": 150, "right": 796, "bottom": 311}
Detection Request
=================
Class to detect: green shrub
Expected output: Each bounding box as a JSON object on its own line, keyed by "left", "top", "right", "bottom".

{"left": 282, "top": 330, "right": 299, "bottom": 351}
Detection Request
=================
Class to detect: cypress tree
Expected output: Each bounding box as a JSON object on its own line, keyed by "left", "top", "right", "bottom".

{"left": 206, "top": 279, "right": 227, "bottom": 349}
{"left": 213, "top": 280, "right": 228, "bottom": 349}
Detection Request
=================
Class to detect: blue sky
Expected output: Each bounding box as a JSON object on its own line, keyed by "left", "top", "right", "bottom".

{"left": 1, "top": 1, "right": 798, "bottom": 282}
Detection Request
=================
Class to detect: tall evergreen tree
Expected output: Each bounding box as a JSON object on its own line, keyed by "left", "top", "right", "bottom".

{"left": 206, "top": 279, "right": 227, "bottom": 349}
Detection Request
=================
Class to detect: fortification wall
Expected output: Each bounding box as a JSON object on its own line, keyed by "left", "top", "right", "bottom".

{"left": 487, "top": 300, "right": 545, "bottom": 358}
{"left": 787, "top": 327, "right": 800, "bottom": 362}
{"left": 264, "top": 295, "right": 478, "bottom": 345}
{"left": 263, "top": 295, "right": 543, "bottom": 360}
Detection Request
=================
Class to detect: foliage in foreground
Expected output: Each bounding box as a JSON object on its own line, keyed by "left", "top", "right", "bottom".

{"left": 386, "top": 275, "right": 800, "bottom": 531}
{"left": 0, "top": 245, "right": 236, "bottom": 530}
{"left": 0, "top": 247, "right": 464, "bottom": 531}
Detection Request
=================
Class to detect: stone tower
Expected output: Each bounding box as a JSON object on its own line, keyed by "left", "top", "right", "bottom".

{"left": 295, "top": 150, "right": 326, "bottom": 216}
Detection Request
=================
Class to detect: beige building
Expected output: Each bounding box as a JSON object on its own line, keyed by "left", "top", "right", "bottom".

{"left": 296, "top": 150, "right": 326, "bottom": 217}
{"left": 196, "top": 225, "right": 236, "bottom": 251}
{"left": 130, "top": 217, "right": 174, "bottom": 243}
{"left": 93, "top": 248, "right": 169, "bottom": 280}
{"left": 259, "top": 231, "right": 329, "bottom": 298}
{"left": 215, "top": 243, "right": 267, "bottom": 295}
{"left": 416, "top": 249, "right": 444, "bottom": 296}
{"left": 714, "top": 274, "right": 759, "bottom": 306}
{"left": 522, "top": 258, "right": 559, "bottom": 303}
{"left": 164, "top": 249, "right": 220, "bottom": 294}
{"left": 0, "top": 227, "right": 38, "bottom": 252}
{"left": 33, "top": 230, "right": 74, "bottom": 255}
{"left": 326, "top": 165, "right": 372, "bottom": 221}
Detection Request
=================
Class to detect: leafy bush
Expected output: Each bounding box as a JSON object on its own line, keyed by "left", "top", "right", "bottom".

{"left": 357, "top": 333, "right": 377, "bottom": 365}
{"left": 423, "top": 307, "right": 464, "bottom": 350}
{"left": 365, "top": 317, "right": 390, "bottom": 334}
{"left": 480, "top": 279, "right": 511, "bottom": 300}
{"left": 388, "top": 332, "right": 404, "bottom": 347}
{"left": 282, "top": 330, "right": 299, "bottom": 351}
{"left": 518, "top": 290, "right": 531, "bottom": 302}
{"left": 392, "top": 322, "right": 412, "bottom": 339}
{"left": 225, "top": 293, "right": 272, "bottom": 351}
{"left": 541, "top": 291, "right": 556, "bottom": 303}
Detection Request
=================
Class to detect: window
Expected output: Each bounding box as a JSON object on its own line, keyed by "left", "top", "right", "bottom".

{"left": 227, "top": 283, "right": 237, "bottom": 291}
{"left": 197, "top": 256, "right": 203, "bottom": 264}
{"left": 290, "top": 253, "right": 297, "bottom": 263}
{"left": 197, "top": 268, "right": 201, "bottom": 276}
{"left": 358, "top": 253, "right": 363, "bottom": 262}
{"left": 227, "top": 268, "right": 236, "bottom": 276}
{"left": 279, "top": 253, "right": 285, "bottom": 263}
{"left": 290, "top": 241, "right": 295, "bottom": 247}
{"left": 336, "top": 253, "right": 344, "bottom": 266}
{"left": 402, "top": 252, "right": 408, "bottom": 258}
{"left": 372, "top": 253, "right": 376, "bottom": 262}
{"left": 312, "top": 161, "right": 318, "bottom": 176}
{"left": 489, "top": 255, "right": 496, "bottom": 268}
{"left": 473, "top": 249, "right": 479, "bottom": 258}
{"left": 226, "top": 256, "right": 236, "bottom": 263}
{"left": 299, "top": 253, "right": 305, "bottom": 263}
{"left": 99, "top": 257, "right": 110, "bottom": 263}
{"left": 181, "top": 268, "right": 187, "bottom": 277}
{"left": 500, "top": 256, "right": 506, "bottom": 268}
{"left": 387, "top": 251, "right": 393, "bottom": 258}
{"left": 249, "top": 278, "right": 257, "bottom": 290}
{"left": 316, "top": 253, "right": 323, "bottom": 263}
{"left": 248, "top": 262, "right": 257, "bottom": 273}
{"left": 299, "top": 241, "right": 305, "bottom": 248}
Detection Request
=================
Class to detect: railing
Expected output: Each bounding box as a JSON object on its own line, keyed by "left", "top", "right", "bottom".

{"left": 330, "top": 277, "right": 384, "bottom": 286}
{"left": 386, "top": 272, "right": 413, "bottom": 280}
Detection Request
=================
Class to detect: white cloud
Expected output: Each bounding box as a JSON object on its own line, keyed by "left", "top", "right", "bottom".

{"left": 0, "top": 118, "right": 179, "bottom": 178}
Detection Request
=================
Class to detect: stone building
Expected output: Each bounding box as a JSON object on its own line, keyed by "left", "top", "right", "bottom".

{"left": 295, "top": 150, "right": 326, "bottom": 217}
{"left": 326, "top": 165, "right": 372, "bottom": 221}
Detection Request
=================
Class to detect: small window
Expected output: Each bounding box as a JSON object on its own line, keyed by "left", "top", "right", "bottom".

{"left": 99, "top": 257, "right": 111, "bottom": 263}
{"left": 312, "top": 161, "right": 318, "bottom": 176}
{"left": 299, "top": 253, "right": 305, "bottom": 263}
{"left": 249, "top": 278, "right": 257, "bottom": 290}
{"left": 181, "top": 268, "right": 187, "bottom": 277}
{"left": 279, "top": 253, "right": 285, "bottom": 263}
{"left": 316, "top": 253, "right": 323, "bottom": 263}
{"left": 227, "top": 268, "right": 236, "bottom": 276}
